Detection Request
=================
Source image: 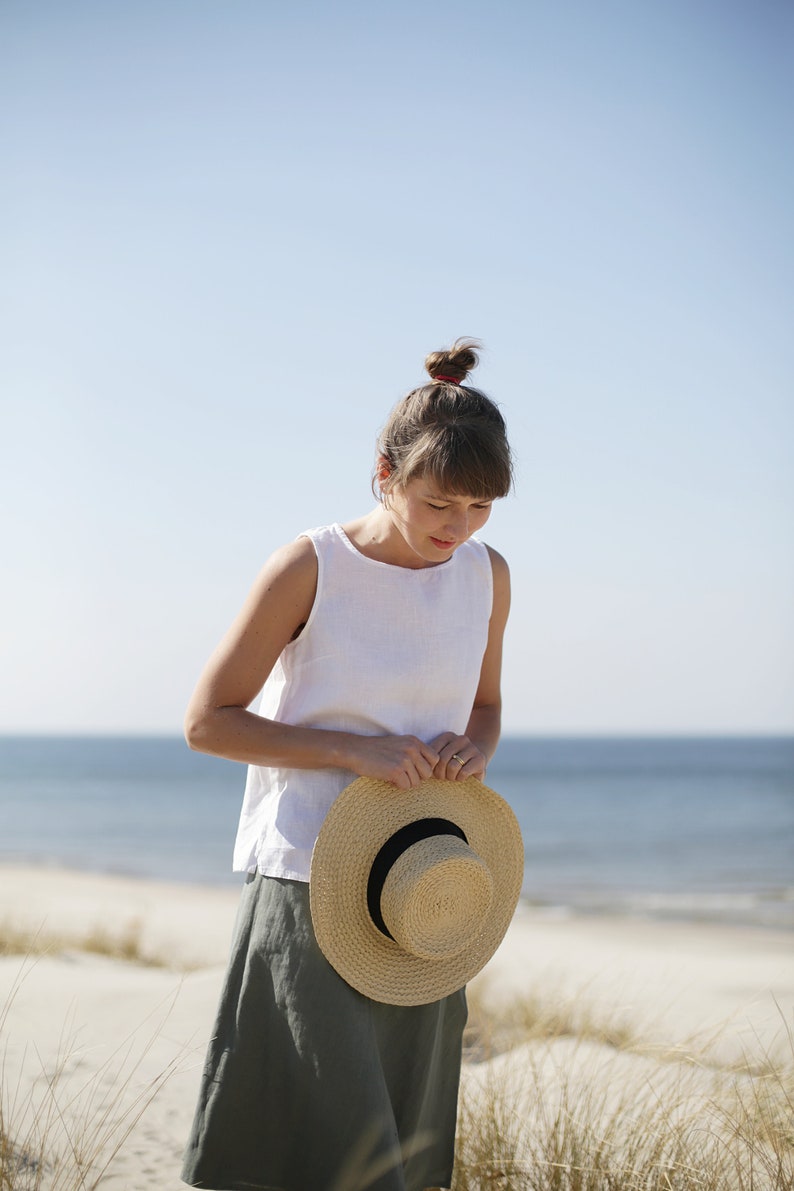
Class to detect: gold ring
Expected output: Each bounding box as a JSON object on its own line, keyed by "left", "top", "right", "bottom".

{"left": 451, "top": 753, "right": 465, "bottom": 765}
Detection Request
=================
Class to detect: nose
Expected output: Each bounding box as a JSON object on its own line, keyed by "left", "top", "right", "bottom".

{"left": 444, "top": 510, "right": 469, "bottom": 540}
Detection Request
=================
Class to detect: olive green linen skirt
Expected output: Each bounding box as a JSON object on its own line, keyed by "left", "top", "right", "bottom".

{"left": 181, "top": 873, "right": 467, "bottom": 1191}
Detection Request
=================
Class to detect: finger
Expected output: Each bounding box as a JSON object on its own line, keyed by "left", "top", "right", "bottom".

{"left": 428, "top": 731, "right": 457, "bottom": 753}
{"left": 414, "top": 751, "right": 437, "bottom": 781}
{"left": 459, "top": 753, "right": 486, "bottom": 781}
{"left": 450, "top": 751, "right": 470, "bottom": 779}
{"left": 418, "top": 741, "right": 441, "bottom": 768}
{"left": 405, "top": 762, "right": 428, "bottom": 789}
{"left": 433, "top": 749, "right": 466, "bottom": 780}
{"left": 450, "top": 748, "right": 487, "bottom": 780}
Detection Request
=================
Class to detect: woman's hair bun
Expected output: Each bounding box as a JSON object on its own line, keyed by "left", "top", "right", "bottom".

{"left": 425, "top": 337, "right": 481, "bottom": 385}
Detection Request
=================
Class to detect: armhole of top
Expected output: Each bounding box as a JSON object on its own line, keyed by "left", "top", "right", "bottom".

{"left": 481, "top": 541, "right": 497, "bottom": 619}
{"left": 291, "top": 530, "right": 324, "bottom": 642}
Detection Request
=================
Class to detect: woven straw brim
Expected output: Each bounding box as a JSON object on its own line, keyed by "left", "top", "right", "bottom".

{"left": 309, "top": 775, "right": 524, "bottom": 1006}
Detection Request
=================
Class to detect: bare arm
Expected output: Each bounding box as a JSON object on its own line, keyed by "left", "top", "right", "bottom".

{"left": 431, "top": 545, "right": 511, "bottom": 780}
{"left": 184, "top": 537, "right": 440, "bottom": 788}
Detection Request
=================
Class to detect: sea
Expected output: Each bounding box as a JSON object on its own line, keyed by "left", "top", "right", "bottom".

{"left": 0, "top": 735, "right": 792, "bottom": 931}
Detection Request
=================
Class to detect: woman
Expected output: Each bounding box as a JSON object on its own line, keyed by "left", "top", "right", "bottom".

{"left": 181, "top": 338, "right": 513, "bottom": 1191}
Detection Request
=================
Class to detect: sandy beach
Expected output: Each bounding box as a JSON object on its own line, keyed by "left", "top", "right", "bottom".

{"left": 1, "top": 865, "right": 792, "bottom": 1189}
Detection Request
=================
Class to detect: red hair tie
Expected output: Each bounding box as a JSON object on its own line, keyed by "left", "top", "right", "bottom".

{"left": 434, "top": 374, "right": 463, "bottom": 384}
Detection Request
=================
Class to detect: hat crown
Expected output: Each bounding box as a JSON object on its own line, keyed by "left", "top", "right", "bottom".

{"left": 380, "top": 836, "right": 494, "bottom": 960}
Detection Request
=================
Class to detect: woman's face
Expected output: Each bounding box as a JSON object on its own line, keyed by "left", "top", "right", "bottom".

{"left": 383, "top": 475, "right": 493, "bottom": 567}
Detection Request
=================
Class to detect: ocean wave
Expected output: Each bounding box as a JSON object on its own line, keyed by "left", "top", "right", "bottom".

{"left": 520, "top": 886, "right": 794, "bottom": 930}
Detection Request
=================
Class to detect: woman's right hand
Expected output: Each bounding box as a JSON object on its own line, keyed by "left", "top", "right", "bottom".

{"left": 346, "top": 734, "right": 440, "bottom": 790}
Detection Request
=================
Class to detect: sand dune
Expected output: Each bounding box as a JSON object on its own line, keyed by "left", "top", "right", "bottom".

{"left": 1, "top": 866, "right": 791, "bottom": 1188}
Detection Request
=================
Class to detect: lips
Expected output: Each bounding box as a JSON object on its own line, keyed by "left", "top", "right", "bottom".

{"left": 430, "top": 537, "right": 456, "bottom": 550}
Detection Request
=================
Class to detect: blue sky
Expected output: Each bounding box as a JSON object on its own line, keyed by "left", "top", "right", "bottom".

{"left": 1, "top": 0, "right": 792, "bottom": 735}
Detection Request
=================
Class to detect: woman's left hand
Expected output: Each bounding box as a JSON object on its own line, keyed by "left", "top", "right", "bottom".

{"left": 429, "top": 732, "right": 487, "bottom": 781}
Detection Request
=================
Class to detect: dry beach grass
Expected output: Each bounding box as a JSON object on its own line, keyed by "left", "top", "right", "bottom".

{"left": 453, "top": 989, "right": 794, "bottom": 1189}
{"left": 0, "top": 955, "right": 183, "bottom": 1190}
{"left": 0, "top": 868, "right": 792, "bottom": 1190}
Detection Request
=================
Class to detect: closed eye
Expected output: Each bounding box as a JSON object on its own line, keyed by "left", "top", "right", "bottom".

{"left": 427, "top": 501, "right": 492, "bottom": 512}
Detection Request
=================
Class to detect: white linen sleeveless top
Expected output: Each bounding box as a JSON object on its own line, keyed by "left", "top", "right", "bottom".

{"left": 233, "top": 523, "right": 494, "bottom": 881}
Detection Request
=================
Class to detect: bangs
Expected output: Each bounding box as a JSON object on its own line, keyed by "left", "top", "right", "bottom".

{"left": 400, "top": 425, "right": 513, "bottom": 502}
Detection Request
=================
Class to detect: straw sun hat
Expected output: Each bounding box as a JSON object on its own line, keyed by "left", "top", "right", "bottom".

{"left": 309, "top": 774, "right": 524, "bottom": 1006}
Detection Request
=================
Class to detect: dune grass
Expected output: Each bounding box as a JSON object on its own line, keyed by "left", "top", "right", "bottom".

{"left": 0, "top": 919, "right": 178, "bottom": 970}
{"left": 0, "top": 958, "right": 181, "bottom": 1190}
{"left": 2, "top": 953, "right": 792, "bottom": 1189}
{"left": 453, "top": 989, "right": 794, "bottom": 1190}
{"left": 462, "top": 984, "right": 643, "bottom": 1062}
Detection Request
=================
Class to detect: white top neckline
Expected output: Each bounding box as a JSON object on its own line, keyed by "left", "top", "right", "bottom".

{"left": 333, "top": 521, "right": 458, "bottom": 574}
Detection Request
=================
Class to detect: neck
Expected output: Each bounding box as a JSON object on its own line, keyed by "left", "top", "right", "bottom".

{"left": 342, "top": 508, "right": 444, "bottom": 569}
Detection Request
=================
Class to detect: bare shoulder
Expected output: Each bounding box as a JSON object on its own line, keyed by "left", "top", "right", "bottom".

{"left": 483, "top": 543, "right": 510, "bottom": 586}
{"left": 243, "top": 534, "right": 318, "bottom": 622}
{"left": 482, "top": 544, "right": 511, "bottom": 626}
{"left": 261, "top": 533, "right": 318, "bottom": 578}
{"left": 185, "top": 534, "right": 321, "bottom": 717}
